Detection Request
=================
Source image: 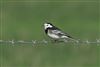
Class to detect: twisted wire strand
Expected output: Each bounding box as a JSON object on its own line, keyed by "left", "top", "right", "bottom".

{"left": 0, "top": 39, "right": 100, "bottom": 45}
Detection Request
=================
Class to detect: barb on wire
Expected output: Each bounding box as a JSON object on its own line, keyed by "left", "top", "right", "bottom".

{"left": 8, "top": 40, "right": 14, "bottom": 44}
{"left": 0, "top": 40, "right": 3, "bottom": 42}
{"left": 0, "top": 39, "right": 100, "bottom": 45}
{"left": 32, "top": 40, "right": 37, "bottom": 44}
{"left": 96, "top": 39, "right": 100, "bottom": 43}
{"left": 84, "top": 40, "right": 90, "bottom": 44}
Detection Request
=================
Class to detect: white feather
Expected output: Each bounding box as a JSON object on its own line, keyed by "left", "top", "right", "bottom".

{"left": 48, "top": 33, "right": 60, "bottom": 39}
{"left": 61, "top": 36, "right": 69, "bottom": 38}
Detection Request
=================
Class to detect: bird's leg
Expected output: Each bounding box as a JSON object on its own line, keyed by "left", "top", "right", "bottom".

{"left": 50, "top": 39, "right": 56, "bottom": 43}
{"left": 55, "top": 39, "right": 65, "bottom": 43}
{"left": 51, "top": 39, "right": 59, "bottom": 43}
{"left": 54, "top": 39, "right": 59, "bottom": 42}
{"left": 51, "top": 39, "right": 64, "bottom": 43}
{"left": 63, "top": 39, "right": 68, "bottom": 43}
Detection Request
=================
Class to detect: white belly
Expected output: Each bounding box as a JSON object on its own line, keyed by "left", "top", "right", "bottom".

{"left": 48, "top": 33, "right": 59, "bottom": 39}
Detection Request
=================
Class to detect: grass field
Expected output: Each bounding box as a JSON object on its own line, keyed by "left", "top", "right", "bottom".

{"left": 0, "top": 0, "right": 100, "bottom": 67}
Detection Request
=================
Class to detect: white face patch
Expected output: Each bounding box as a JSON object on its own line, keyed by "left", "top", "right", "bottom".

{"left": 44, "top": 23, "right": 53, "bottom": 29}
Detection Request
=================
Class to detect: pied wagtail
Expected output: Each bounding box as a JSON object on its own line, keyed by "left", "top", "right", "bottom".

{"left": 44, "top": 21, "right": 77, "bottom": 42}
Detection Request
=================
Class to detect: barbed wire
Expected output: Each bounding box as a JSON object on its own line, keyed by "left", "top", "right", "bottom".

{"left": 0, "top": 39, "right": 100, "bottom": 46}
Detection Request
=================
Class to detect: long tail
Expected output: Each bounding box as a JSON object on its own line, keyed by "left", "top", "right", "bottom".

{"left": 63, "top": 36, "right": 80, "bottom": 43}
{"left": 68, "top": 37, "right": 80, "bottom": 43}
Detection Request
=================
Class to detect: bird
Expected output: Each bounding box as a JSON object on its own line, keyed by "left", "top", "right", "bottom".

{"left": 44, "top": 21, "right": 77, "bottom": 42}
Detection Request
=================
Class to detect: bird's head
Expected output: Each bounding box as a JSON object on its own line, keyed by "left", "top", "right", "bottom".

{"left": 44, "top": 23, "right": 53, "bottom": 29}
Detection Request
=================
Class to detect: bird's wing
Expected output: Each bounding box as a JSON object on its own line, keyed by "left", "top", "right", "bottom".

{"left": 50, "top": 29, "right": 65, "bottom": 36}
{"left": 48, "top": 26, "right": 72, "bottom": 38}
{"left": 53, "top": 29, "right": 72, "bottom": 38}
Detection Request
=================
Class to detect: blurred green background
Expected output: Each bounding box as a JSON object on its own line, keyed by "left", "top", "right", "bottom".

{"left": 0, "top": 0, "right": 100, "bottom": 67}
